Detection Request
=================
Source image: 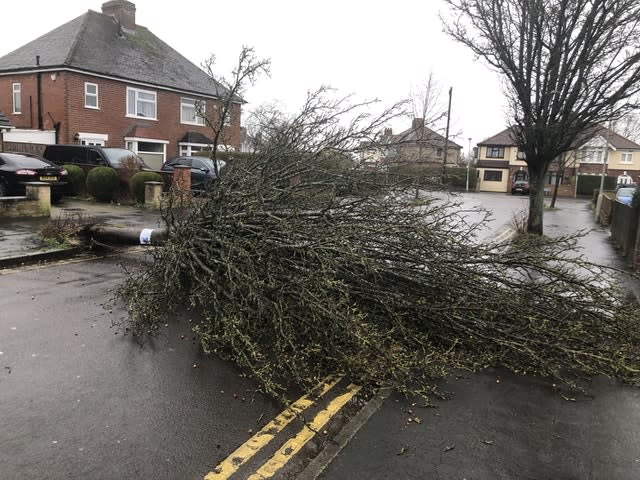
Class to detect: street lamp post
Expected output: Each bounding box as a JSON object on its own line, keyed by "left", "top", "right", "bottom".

{"left": 466, "top": 137, "right": 472, "bottom": 192}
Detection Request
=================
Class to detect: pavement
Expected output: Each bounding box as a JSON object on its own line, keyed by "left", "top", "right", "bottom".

{"left": 0, "top": 198, "right": 164, "bottom": 268}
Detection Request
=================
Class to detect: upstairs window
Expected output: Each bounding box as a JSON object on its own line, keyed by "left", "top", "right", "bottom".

{"left": 582, "top": 147, "right": 605, "bottom": 163}
{"left": 485, "top": 146, "right": 505, "bottom": 158}
{"left": 12, "top": 83, "right": 21, "bottom": 114}
{"left": 620, "top": 152, "right": 633, "bottom": 164}
{"left": 126, "top": 87, "right": 157, "bottom": 119}
{"left": 181, "top": 98, "right": 205, "bottom": 126}
{"left": 85, "top": 83, "right": 99, "bottom": 109}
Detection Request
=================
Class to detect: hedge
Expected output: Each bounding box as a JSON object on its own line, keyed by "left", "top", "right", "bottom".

{"left": 86, "top": 166, "right": 119, "bottom": 202}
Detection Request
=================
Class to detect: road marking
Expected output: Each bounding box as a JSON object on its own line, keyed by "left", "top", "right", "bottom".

{"left": 204, "top": 377, "right": 340, "bottom": 480}
{"left": 247, "top": 383, "right": 361, "bottom": 480}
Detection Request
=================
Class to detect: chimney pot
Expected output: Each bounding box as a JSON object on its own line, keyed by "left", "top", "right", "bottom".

{"left": 102, "top": 0, "right": 136, "bottom": 30}
{"left": 384, "top": 128, "right": 393, "bottom": 136}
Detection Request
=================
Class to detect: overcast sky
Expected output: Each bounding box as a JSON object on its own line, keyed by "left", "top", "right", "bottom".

{"left": 3, "top": 0, "right": 511, "bottom": 153}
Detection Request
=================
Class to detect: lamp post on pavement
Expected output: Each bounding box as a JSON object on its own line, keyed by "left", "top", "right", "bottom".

{"left": 466, "top": 137, "right": 472, "bottom": 192}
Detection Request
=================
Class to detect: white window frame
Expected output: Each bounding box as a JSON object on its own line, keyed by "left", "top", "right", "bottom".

{"left": 125, "top": 137, "right": 168, "bottom": 164}
{"left": 620, "top": 151, "right": 633, "bottom": 164}
{"left": 126, "top": 87, "right": 157, "bottom": 120}
{"left": 77, "top": 132, "right": 108, "bottom": 146}
{"left": 179, "top": 142, "right": 211, "bottom": 156}
{"left": 181, "top": 97, "right": 205, "bottom": 126}
{"left": 12, "top": 83, "right": 21, "bottom": 114}
{"left": 581, "top": 147, "right": 606, "bottom": 164}
{"left": 85, "top": 82, "right": 99, "bottom": 109}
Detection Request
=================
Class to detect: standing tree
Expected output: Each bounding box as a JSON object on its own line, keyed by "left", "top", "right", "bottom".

{"left": 614, "top": 112, "right": 640, "bottom": 143}
{"left": 443, "top": 0, "right": 640, "bottom": 234}
{"left": 199, "top": 47, "right": 271, "bottom": 173}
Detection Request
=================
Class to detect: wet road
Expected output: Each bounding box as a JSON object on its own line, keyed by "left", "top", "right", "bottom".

{"left": 319, "top": 193, "right": 640, "bottom": 480}
{"left": 0, "top": 254, "right": 279, "bottom": 479}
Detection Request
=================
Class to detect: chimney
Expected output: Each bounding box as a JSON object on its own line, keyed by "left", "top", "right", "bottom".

{"left": 384, "top": 128, "right": 393, "bottom": 137}
{"left": 102, "top": 0, "right": 136, "bottom": 30}
{"left": 412, "top": 118, "right": 424, "bottom": 130}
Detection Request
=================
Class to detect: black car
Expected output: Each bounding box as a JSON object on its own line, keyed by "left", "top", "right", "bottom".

{"left": 43, "top": 145, "right": 150, "bottom": 172}
{"left": 511, "top": 180, "right": 530, "bottom": 195}
{"left": 0, "top": 152, "right": 68, "bottom": 201}
{"left": 161, "top": 156, "right": 226, "bottom": 191}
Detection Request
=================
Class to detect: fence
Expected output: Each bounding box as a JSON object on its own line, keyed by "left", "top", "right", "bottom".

{"left": 596, "top": 190, "right": 640, "bottom": 270}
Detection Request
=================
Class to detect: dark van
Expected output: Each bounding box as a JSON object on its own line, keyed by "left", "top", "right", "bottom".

{"left": 42, "top": 145, "right": 150, "bottom": 172}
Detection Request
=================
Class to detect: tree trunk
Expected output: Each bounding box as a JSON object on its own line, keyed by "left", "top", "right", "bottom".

{"left": 527, "top": 168, "right": 546, "bottom": 235}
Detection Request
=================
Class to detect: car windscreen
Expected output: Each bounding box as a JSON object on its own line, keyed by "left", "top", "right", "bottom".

{"left": 618, "top": 188, "right": 635, "bottom": 197}
{"left": 1, "top": 154, "right": 52, "bottom": 169}
{"left": 101, "top": 149, "right": 145, "bottom": 168}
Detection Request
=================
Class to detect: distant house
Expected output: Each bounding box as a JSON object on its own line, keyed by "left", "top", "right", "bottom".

{"left": 0, "top": 0, "right": 240, "bottom": 169}
{"left": 476, "top": 126, "right": 640, "bottom": 194}
{"left": 360, "top": 118, "right": 462, "bottom": 170}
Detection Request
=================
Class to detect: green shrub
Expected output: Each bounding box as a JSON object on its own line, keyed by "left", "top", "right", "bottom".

{"left": 576, "top": 174, "right": 617, "bottom": 195}
{"left": 86, "top": 166, "right": 118, "bottom": 202}
{"left": 130, "top": 171, "right": 163, "bottom": 204}
{"left": 62, "top": 164, "right": 85, "bottom": 196}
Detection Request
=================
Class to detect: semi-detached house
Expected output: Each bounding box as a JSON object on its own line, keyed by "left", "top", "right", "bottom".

{"left": 0, "top": 0, "right": 240, "bottom": 170}
{"left": 476, "top": 126, "right": 640, "bottom": 194}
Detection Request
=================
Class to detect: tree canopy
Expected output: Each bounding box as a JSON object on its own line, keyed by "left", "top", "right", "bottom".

{"left": 443, "top": 0, "right": 640, "bottom": 234}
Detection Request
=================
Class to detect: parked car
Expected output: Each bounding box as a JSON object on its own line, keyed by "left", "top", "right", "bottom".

{"left": 161, "top": 156, "right": 226, "bottom": 191}
{"left": 43, "top": 145, "right": 150, "bottom": 172}
{"left": 0, "top": 152, "right": 68, "bottom": 201}
{"left": 511, "top": 180, "right": 530, "bottom": 195}
{"left": 615, "top": 187, "right": 636, "bottom": 206}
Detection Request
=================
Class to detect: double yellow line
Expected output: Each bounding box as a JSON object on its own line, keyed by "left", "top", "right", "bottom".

{"left": 205, "top": 378, "right": 360, "bottom": 480}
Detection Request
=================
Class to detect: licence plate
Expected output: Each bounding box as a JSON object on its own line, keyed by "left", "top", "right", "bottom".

{"left": 40, "top": 176, "right": 57, "bottom": 181}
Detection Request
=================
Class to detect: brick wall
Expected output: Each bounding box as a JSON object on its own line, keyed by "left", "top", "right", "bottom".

{"left": 1, "top": 71, "right": 241, "bottom": 158}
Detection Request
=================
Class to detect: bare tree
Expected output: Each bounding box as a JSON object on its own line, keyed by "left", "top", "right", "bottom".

{"left": 614, "top": 112, "right": 640, "bottom": 143}
{"left": 199, "top": 47, "right": 271, "bottom": 174}
{"left": 443, "top": 0, "right": 640, "bottom": 234}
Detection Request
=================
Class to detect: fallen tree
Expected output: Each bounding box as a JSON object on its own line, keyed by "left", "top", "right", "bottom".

{"left": 118, "top": 88, "right": 640, "bottom": 401}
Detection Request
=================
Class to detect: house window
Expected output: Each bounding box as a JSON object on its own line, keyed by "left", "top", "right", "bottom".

{"left": 78, "top": 132, "right": 108, "bottom": 146}
{"left": 12, "top": 83, "right": 21, "bottom": 114}
{"left": 181, "top": 98, "right": 205, "bottom": 126}
{"left": 125, "top": 137, "right": 168, "bottom": 170}
{"left": 436, "top": 148, "right": 443, "bottom": 157}
{"left": 126, "top": 87, "right": 157, "bottom": 119}
{"left": 85, "top": 83, "right": 99, "bottom": 109}
{"left": 620, "top": 152, "right": 633, "bottom": 164}
{"left": 582, "top": 147, "right": 605, "bottom": 163}
{"left": 547, "top": 172, "right": 563, "bottom": 185}
{"left": 485, "top": 146, "right": 505, "bottom": 158}
{"left": 179, "top": 143, "right": 210, "bottom": 156}
{"left": 483, "top": 170, "right": 503, "bottom": 182}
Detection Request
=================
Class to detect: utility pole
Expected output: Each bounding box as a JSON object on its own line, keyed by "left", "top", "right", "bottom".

{"left": 466, "top": 137, "right": 472, "bottom": 192}
{"left": 442, "top": 87, "right": 452, "bottom": 184}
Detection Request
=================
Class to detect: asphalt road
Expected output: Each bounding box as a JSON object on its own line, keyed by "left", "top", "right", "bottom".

{"left": 318, "top": 193, "right": 640, "bottom": 480}
{"left": 0, "top": 254, "right": 280, "bottom": 480}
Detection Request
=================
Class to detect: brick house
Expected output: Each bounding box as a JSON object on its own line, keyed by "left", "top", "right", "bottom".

{"left": 0, "top": 0, "right": 240, "bottom": 170}
{"left": 360, "top": 118, "right": 462, "bottom": 170}
{"left": 476, "top": 126, "right": 640, "bottom": 194}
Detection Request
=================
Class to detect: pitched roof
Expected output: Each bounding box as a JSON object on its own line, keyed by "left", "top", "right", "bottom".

{"left": 478, "top": 127, "right": 518, "bottom": 146}
{"left": 0, "top": 10, "right": 227, "bottom": 99}
{"left": 578, "top": 125, "right": 640, "bottom": 150}
{"left": 0, "top": 112, "right": 14, "bottom": 130}
{"left": 479, "top": 125, "right": 640, "bottom": 150}
{"left": 384, "top": 124, "right": 462, "bottom": 149}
